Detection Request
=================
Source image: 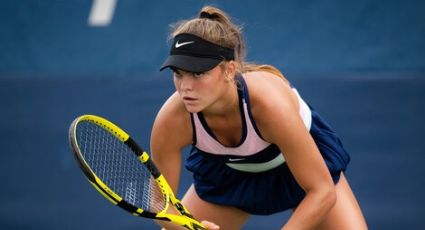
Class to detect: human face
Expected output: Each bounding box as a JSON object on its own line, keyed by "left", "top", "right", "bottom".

{"left": 173, "top": 64, "right": 230, "bottom": 113}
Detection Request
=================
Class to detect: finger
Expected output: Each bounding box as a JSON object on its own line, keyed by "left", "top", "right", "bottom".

{"left": 201, "top": 220, "right": 220, "bottom": 230}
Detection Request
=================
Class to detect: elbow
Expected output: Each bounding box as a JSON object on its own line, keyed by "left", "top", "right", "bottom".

{"left": 307, "top": 182, "right": 337, "bottom": 212}
{"left": 304, "top": 182, "right": 337, "bottom": 211}
{"left": 322, "top": 183, "right": 337, "bottom": 212}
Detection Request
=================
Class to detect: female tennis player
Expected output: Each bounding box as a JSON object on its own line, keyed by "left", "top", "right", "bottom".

{"left": 151, "top": 6, "right": 367, "bottom": 230}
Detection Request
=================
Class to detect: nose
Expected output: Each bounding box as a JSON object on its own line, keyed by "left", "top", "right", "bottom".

{"left": 178, "top": 74, "right": 194, "bottom": 91}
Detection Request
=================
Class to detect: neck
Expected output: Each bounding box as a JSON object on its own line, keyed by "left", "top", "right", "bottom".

{"left": 203, "top": 80, "right": 239, "bottom": 118}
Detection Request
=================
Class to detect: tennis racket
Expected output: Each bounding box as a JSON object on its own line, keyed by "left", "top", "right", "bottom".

{"left": 68, "top": 114, "right": 205, "bottom": 230}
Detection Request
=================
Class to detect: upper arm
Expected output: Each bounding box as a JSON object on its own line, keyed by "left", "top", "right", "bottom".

{"left": 247, "top": 74, "right": 334, "bottom": 192}
{"left": 150, "top": 92, "right": 193, "bottom": 192}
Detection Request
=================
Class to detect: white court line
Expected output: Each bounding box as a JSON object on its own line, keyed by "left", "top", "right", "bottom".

{"left": 88, "top": 0, "right": 117, "bottom": 26}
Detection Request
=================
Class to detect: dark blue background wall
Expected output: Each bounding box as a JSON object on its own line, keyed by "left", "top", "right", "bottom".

{"left": 1, "top": 0, "right": 424, "bottom": 229}
{"left": 1, "top": 0, "right": 424, "bottom": 77}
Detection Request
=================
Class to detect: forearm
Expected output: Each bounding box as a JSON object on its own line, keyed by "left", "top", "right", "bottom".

{"left": 282, "top": 188, "right": 336, "bottom": 230}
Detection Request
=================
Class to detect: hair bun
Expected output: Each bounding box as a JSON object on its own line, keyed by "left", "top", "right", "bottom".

{"left": 199, "top": 11, "right": 219, "bottom": 20}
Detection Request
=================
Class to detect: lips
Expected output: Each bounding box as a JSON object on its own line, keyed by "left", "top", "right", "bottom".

{"left": 183, "top": 96, "right": 197, "bottom": 101}
{"left": 182, "top": 96, "right": 198, "bottom": 106}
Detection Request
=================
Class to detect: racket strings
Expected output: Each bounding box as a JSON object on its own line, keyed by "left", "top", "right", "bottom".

{"left": 76, "top": 121, "right": 166, "bottom": 213}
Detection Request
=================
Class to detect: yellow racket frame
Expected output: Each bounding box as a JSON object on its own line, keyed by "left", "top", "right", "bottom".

{"left": 69, "top": 114, "right": 205, "bottom": 230}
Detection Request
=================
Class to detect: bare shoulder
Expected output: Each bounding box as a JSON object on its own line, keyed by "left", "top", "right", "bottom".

{"left": 243, "top": 70, "right": 289, "bottom": 85}
{"left": 242, "top": 71, "right": 300, "bottom": 141}
{"left": 242, "top": 71, "right": 298, "bottom": 111}
{"left": 151, "top": 92, "right": 193, "bottom": 150}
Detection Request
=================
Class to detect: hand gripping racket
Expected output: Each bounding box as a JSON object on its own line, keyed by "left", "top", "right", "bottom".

{"left": 68, "top": 114, "right": 205, "bottom": 230}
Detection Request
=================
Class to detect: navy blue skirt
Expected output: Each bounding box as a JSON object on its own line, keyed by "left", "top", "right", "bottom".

{"left": 185, "top": 108, "right": 350, "bottom": 215}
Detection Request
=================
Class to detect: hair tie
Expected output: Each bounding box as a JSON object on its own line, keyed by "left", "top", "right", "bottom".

{"left": 199, "top": 11, "right": 218, "bottom": 20}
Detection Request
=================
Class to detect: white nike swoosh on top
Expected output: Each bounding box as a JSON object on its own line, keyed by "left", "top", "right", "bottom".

{"left": 175, "top": 40, "right": 195, "bottom": 48}
{"left": 228, "top": 158, "right": 246, "bottom": 162}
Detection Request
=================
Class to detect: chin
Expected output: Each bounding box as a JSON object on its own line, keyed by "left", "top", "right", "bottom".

{"left": 185, "top": 108, "right": 202, "bottom": 113}
{"left": 184, "top": 105, "right": 202, "bottom": 113}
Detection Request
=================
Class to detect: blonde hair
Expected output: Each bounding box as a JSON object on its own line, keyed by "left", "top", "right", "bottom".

{"left": 169, "top": 6, "right": 287, "bottom": 81}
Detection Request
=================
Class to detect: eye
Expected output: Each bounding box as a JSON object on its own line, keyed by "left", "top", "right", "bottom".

{"left": 193, "top": 72, "right": 206, "bottom": 78}
{"left": 171, "top": 67, "right": 178, "bottom": 74}
{"left": 171, "top": 68, "right": 182, "bottom": 78}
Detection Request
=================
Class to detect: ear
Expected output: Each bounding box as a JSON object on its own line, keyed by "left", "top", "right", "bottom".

{"left": 227, "top": 60, "right": 237, "bottom": 76}
{"left": 223, "top": 61, "right": 237, "bottom": 83}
